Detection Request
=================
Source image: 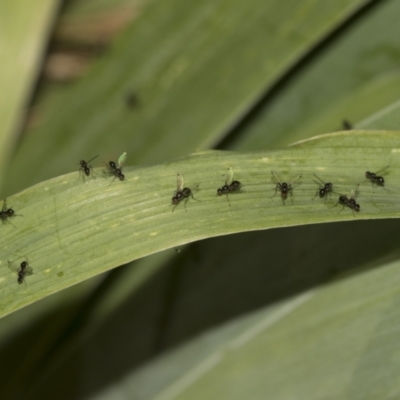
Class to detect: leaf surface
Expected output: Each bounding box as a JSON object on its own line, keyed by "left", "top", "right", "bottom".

{"left": 1, "top": 131, "right": 399, "bottom": 318}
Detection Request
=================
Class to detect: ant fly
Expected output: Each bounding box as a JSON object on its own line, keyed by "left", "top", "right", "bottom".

{"left": 106, "top": 152, "right": 126, "bottom": 182}
{"left": 313, "top": 174, "right": 333, "bottom": 200}
{"left": 365, "top": 166, "right": 389, "bottom": 190}
{"left": 0, "top": 199, "right": 20, "bottom": 226}
{"left": 78, "top": 155, "right": 98, "bottom": 179}
{"left": 332, "top": 185, "right": 360, "bottom": 214}
{"left": 8, "top": 259, "right": 33, "bottom": 285}
{"left": 107, "top": 161, "right": 125, "bottom": 180}
{"left": 271, "top": 171, "right": 301, "bottom": 204}
{"left": 342, "top": 120, "right": 353, "bottom": 130}
{"left": 217, "top": 168, "right": 242, "bottom": 206}
{"left": 172, "top": 173, "right": 197, "bottom": 211}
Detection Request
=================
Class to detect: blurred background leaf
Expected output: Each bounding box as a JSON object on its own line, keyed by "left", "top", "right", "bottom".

{"left": 0, "top": 0, "right": 59, "bottom": 188}
{"left": 2, "top": 0, "right": 400, "bottom": 399}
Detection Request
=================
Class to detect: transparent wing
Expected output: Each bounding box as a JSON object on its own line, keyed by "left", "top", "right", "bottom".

{"left": 7, "top": 260, "right": 18, "bottom": 273}
{"left": 117, "top": 152, "right": 127, "bottom": 168}
{"left": 24, "top": 266, "right": 34, "bottom": 275}
{"left": 271, "top": 170, "right": 281, "bottom": 184}
{"left": 225, "top": 167, "right": 233, "bottom": 185}
{"left": 313, "top": 174, "right": 325, "bottom": 185}
{"left": 290, "top": 175, "right": 302, "bottom": 185}
{"left": 176, "top": 173, "right": 184, "bottom": 191}
{"left": 351, "top": 184, "right": 360, "bottom": 198}
{"left": 374, "top": 165, "right": 390, "bottom": 175}
{"left": 87, "top": 155, "right": 99, "bottom": 164}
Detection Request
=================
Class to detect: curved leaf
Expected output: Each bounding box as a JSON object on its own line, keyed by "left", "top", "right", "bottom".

{"left": 1, "top": 131, "right": 399, "bottom": 318}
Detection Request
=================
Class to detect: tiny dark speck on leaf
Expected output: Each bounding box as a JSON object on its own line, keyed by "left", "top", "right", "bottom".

{"left": 125, "top": 91, "right": 139, "bottom": 109}
{"left": 57, "top": 271, "right": 64, "bottom": 277}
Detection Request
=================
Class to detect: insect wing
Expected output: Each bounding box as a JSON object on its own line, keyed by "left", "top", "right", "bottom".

{"left": 87, "top": 155, "right": 99, "bottom": 165}
{"left": 176, "top": 173, "right": 184, "bottom": 191}
{"left": 313, "top": 174, "right": 325, "bottom": 185}
{"left": 24, "top": 265, "right": 34, "bottom": 276}
{"left": 374, "top": 165, "right": 390, "bottom": 176}
{"left": 7, "top": 261, "right": 18, "bottom": 273}
{"left": 271, "top": 170, "right": 282, "bottom": 184}
{"left": 225, "top": 168, "right": 233, "bottom": 185}
{"left": 289, "top": 175, "right": 302, "bottom": 186}
{"left": 351, "top": 184, "right": 360, "bottom": 199}
{"left": 8, "top": 261, "right": 33, "bottom": 274}
{"left": 118, "top": 152, "right": 127, "bottom": 168}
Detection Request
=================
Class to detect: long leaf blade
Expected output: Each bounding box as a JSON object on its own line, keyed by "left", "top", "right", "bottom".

{"left": 1, "top": 130, "right": 399, "bottom": 317}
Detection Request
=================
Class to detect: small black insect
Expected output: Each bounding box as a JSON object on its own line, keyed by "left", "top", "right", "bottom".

{"left": 106, "top": 152, "right": 126, "bottom": 182}
{"left": 313, "top": 174, "right": 333, "bottom": 199}
{"left": 172, "top": 174, "right": 197, "bottom": 211}
{"left": 0, "top": 199, "right": 18, "bottom": 226}
{"left": 125, "top": 91, "right": 139, "bottom": 109}
{"left": 347, "top": 196, "right": 360, "bottom": 213}
{"left": 79, "top": 155, "right": 99, "bottom": 179}
{"left": 333, "top": 185, "right": 360, "bottom": 214}
{"left": 8, "top": 259, "right": 33, "bottom": 285}
{"left": 342, "top": 120, "right": 353, "bottom": 130}
{"left": 271, "top": 171, "right": 301, "bottom": 204}
{"left": 217, "top": 168, "right": 242, "bottom": 206}
{"left": 107, "top": 161, "right": 125, "bottom": 181}
{"left": 365, "top": 166, "right": 389, "bottom": 189}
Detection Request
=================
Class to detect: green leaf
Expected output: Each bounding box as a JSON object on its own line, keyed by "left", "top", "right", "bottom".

{"left": 0, "top": 0, "right": 59, "bottom": 186}
{"left": 236, "top": 0, "right": 400, "bottom": 149}
{"left": 112, "top": 256, "right": 400, "bottom": 400}
{"left": 1, "top": 130, "right": 399, "bottom": 318}
{"left": 358, "top": 98, "right": 400, "bottom": 130}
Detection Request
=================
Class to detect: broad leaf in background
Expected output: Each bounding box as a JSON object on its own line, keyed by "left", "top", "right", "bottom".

{"left": 98, "top": 256, "right": 400, "bottom": 400}
{"left": 0, "top": 0, "right": 59, "bottom": 187}
{"left": 233, "top": 0, "right": 400, "bottom": 149}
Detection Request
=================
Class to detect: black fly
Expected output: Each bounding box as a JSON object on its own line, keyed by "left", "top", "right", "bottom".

{"left": 342, "top": 120, "right": 353, "bottom": 130}
{"left": 8, "top": 259, "right": 33, "bottom": 285}
{"left": 313, "top": 174, "right": 333, "bottom": 200}
{"left": 106, "top": 152, "right": 126, "bottom": 182}
{"left": 332, "top": 185, "right": 360, "bottom": 215}
{"left": 271, "top": 171, "right": 301, "bottom": 204}
{"left": 0, "top": 199, "right": 20, "bottom": 226}
{"left": 365, "top": 166, "right": 389, "bottom": 190}
{"left": 79, "top": 155, "right": 98, "bottom": 179}
{"left": 217, "top": 168, "right": 242, "bottom": 206}
{"left": 172, "top": 174, "right": 197, "bottom": 211}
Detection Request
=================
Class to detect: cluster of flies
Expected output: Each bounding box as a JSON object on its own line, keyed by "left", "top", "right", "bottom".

{"left": 172, "top": 168, "right": 243, "bottom": 211}
{"left": 4, "top": 153, "right": 128, "bottom": 285}
{"left": 2, "top": 198, "right": 32, "bottom": 285}
{"left": 2, "top": 153, "right": 389, "bottom": 285}
{"left": 170, "top": 166, "right": 389, "bottom": 212}
{"left": 79, "top": 153, "right": 126, "bottom": 182}
{"left": 268, "top": 171, "right": 362, "bottom": 211}
{"left": 269, "top": 167, "right": 388, "bottom": 212}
